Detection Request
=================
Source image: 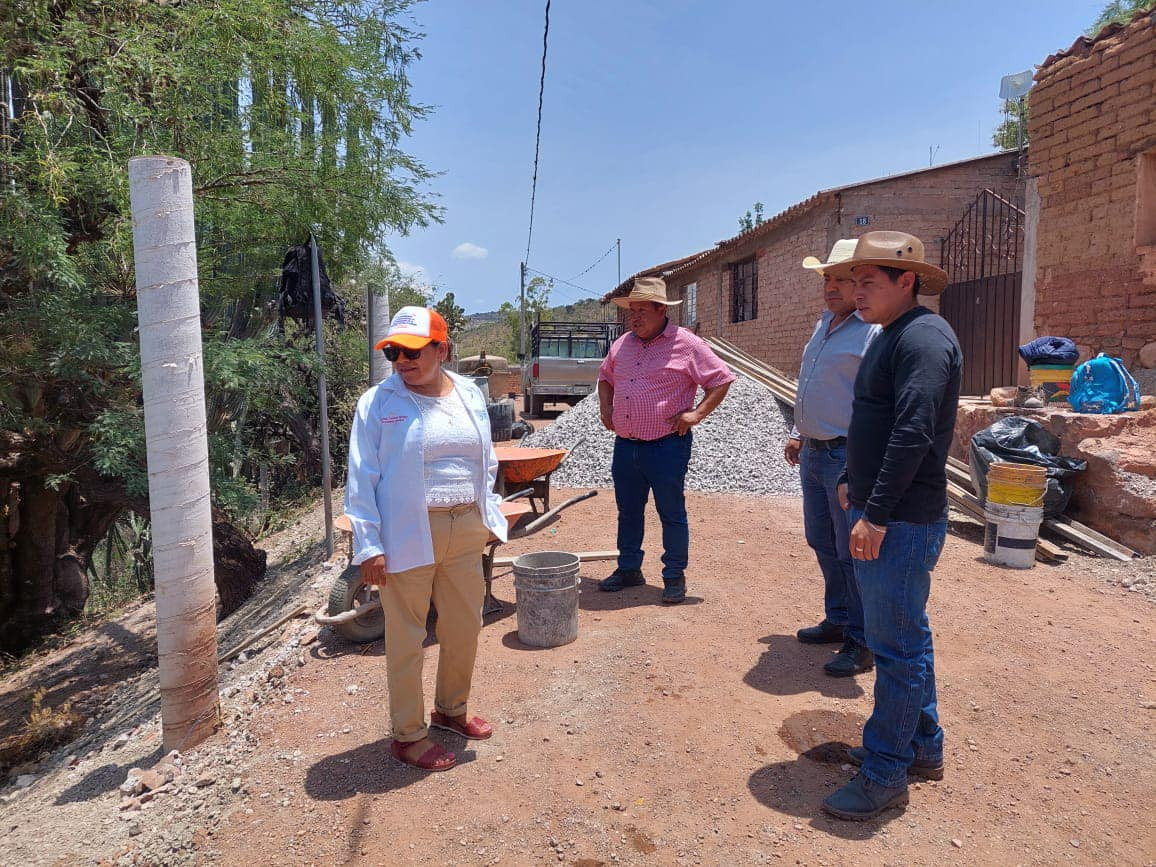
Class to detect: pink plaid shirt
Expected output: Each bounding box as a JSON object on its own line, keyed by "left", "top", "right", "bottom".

{"left": 598, "top": 319, "right": 735, "bottom": 441}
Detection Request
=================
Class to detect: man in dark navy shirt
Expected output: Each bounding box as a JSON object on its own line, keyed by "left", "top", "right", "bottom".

{"left": 817, "top": 231, "right": 962, "bottom": 821}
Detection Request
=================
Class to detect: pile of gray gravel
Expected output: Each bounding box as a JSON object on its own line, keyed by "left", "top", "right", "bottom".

{"left": 519, "top": 373, "right": 802, "bottom": 496}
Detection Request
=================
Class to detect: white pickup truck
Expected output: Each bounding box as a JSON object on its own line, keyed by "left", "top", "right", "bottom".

{"left": 523, "top": 320, "right": 622, "bottom": 417}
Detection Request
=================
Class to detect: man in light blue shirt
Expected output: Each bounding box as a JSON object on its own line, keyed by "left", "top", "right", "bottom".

{"left": 785, "top": 240, "right": 880, "bottom": 677}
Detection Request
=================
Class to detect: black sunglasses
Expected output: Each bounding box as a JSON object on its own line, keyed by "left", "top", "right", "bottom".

{"left": 383, "top": 341, "right": 439, "bottom": 362}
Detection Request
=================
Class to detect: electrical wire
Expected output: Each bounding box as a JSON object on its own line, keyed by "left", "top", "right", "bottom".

{"left": 524, "top": 266, "right": 603, "bottom": 299}
{"left": 524, "top": 0, "right": 551, "bottom": 265}
{"left": 566, "top": 240, "right": 618, "bottom": 282}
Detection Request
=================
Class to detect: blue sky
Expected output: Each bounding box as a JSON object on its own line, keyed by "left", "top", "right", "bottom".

{"left": 388, "top": 0, "right": 1101, "bottom": 314}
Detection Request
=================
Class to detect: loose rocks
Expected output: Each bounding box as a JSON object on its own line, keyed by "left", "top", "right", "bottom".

{"left": 521, "top": 374, "right": 802, "bottom": 497}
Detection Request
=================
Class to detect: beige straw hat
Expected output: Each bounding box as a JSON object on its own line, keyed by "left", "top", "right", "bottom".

{"left": 822, "top": 231, "right": 949, "bottom": 296}
{"left": 612, "top": 276, "right": 683, "bottom": 308}
{"left": 801, "top": 238, "right": 858, "bottom": 273}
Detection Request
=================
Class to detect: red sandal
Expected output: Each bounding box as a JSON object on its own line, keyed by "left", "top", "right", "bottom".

{"left": 390, "top": 738, "right": 457, "bottom": 771}
{"left": 430, "top": 711, "right": 493, "bottom": 740}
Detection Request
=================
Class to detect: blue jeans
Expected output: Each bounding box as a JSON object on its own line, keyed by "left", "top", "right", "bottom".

{"left": 799, "top": 444, "right": 863, "bottom": 644}
{"left": 850, "top": 506, "right": 947, "bottom": 788}
{"left": 612, "top": 433, "right": 692, "bottom": 584}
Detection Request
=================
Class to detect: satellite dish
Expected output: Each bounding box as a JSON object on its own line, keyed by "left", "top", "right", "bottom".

{"left": 999, "top": 69, "right": 1033, "bottom": 100}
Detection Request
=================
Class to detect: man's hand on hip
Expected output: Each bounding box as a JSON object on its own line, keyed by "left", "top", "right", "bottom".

{"left": 667, "top": 409, "right": 700, "bottom": 436}
{"left": 784, "top": 437, "right": 802, "bottom": 466}
{"left": 849, "top": 518, "right": 886, "bottom": 561}
{"left": 360, "top": 554, "right": 387, "bottom": 587}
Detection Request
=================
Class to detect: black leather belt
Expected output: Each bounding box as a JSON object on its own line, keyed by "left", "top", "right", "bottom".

{"left": 807, "top": 436, "right": 846, "bottom": 450}
{"left": 619, "top": 433, "right": 676, "bottom": 443}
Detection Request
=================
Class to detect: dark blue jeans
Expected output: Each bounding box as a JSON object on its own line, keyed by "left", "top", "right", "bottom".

{"left": 850, "top": 506, "right": 947, "bottom": 788}
{"left": 799, "top": 443, "right": 863, "bottom": 644}
{"left": 612, "top": 433, "right": 692, "bottom": 584}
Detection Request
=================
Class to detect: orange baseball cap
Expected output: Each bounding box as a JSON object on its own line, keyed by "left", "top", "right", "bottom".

{"left": 374, "top": 306, "right": 449, "bottom": 351}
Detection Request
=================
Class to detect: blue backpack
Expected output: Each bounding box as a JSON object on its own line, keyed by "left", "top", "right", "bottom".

{"left": 1068, "top": 353, "right": 1140, "bottom": 414}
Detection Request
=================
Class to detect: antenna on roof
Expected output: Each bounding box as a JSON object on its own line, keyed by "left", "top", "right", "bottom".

{"left": 999, "top": 69, "right": 1033, "bottom": 153}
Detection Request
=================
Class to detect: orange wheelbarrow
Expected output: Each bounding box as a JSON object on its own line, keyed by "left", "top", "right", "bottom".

{"left": 494, "top": 437, "right": 585, "bottom": 513}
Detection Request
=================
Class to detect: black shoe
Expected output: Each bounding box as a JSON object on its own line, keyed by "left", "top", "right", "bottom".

{"left": 823, "top": 639, "right": 875, "bottom": 678}
{"left": 599, "top": 569, "right": 645, "bottom": 592}
{"left": 661, "top": 579, "right": 686, "bottom": 605}
{"left": 847, "top": 746, "right": 944, "bottom": 781}
{"left": 796, "top": 620, "right": 846, "bottom": 645}
{"left": 821, "top": 774, "right": 909, "bottom": 821}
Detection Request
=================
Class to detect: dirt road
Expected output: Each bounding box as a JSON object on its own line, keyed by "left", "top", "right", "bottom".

{"left": 197, "top": 489, "right": 1155, "bottom": 866}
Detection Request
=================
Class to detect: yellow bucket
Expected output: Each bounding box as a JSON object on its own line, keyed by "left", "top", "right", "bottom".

{"left": 1028, "top": 364, "right": 1074, "bottom": 403}
{"left": 987, "top": 462, "right": 1047, "bottom": 507}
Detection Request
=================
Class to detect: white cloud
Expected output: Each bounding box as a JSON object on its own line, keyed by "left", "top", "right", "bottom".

{"left": 451, "top": 242, "right": 488, "bottom": 261}
{"left": 396, "top": 260, "right": 428, "bottom": 283}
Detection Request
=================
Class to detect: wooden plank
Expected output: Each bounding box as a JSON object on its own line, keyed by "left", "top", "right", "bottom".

{"left": 947, "top": 481, "right": 1066, "bottom": 563}
{"left": 1041, "top": 516, "right": 1137, "bottom": 562}
{"left": 492, "top": 550, "right": 619, "bottom": 568}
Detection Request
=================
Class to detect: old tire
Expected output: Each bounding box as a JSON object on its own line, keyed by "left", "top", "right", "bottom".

{"left": 532, "top": 394, "right": 546, "bottom": 417}
{"left": 327, "top": 565, "right": 384, "bottom": 644}
{"left": 523, "top": 390, "right": 535, "bottom": 418}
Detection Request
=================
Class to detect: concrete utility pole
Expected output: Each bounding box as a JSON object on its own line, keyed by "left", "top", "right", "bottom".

{"left": 128, "top": 156, "right": 220, "bottom": 752}
{"left": 368, "top": 283, "right": 392, "bottom": 386}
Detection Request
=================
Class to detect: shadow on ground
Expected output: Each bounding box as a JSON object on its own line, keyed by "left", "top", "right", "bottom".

{"left": 304, "top": 738, "right": 478, "bottom": 801}
{"left": 748, "top": 709, "right": 903, "bottom": 840}
{"left": 745, "top": 635, "right": 866, "bottom": 699}
{"left": 54, "top": 746, "right": 165, "bottom": 805}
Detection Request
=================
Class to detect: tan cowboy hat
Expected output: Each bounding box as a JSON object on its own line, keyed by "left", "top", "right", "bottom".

{"left": 612, "top": 276, "right": 683, "bottom": 308}
{"left": 801, "top": 238, "right": 857, "bottom": 273}
{"left": 823, "top": 231, "right": 949, "bottom": 296}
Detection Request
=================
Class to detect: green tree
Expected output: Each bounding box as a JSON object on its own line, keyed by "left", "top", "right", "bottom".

{"left": 1088, "top": 0, "right": 1155, "bottom": 35}
{"left": 738, "top": 201, "right": 766, "bottom": 233}
{"left": 992, "top": 98, "right": 1029, "bottom": 150}
{"left": 498, "top": 276, "right": 552, "bottom": 358}
{"left": 434, "top": 291, "right": 468, "bottom": 341}
{"left": 0, "top": 0, "right": 438, "bottom": 652}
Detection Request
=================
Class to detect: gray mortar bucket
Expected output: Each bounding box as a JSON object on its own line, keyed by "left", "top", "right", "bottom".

{"left": 512, "top": 551, "right": 580, "bottom": 648}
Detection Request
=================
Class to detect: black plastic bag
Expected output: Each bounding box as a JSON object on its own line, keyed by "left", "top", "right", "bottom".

{"left": 277, "top": 241, "right": 346, "bottom": 329}
{"left": 969, "top": 416, "right": 1087, "bottom": 518}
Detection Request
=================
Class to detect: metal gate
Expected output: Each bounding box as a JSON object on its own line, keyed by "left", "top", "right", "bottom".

{"left": 940, "top": 189, "right": 1024, "bottom": 396}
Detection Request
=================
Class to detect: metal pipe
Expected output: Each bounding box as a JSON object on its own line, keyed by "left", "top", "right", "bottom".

{"left": 310, "top": 231, "right": 334, "bottom": 558}
{"left": 314, "top": 600, "right": 382, "bottom": 626}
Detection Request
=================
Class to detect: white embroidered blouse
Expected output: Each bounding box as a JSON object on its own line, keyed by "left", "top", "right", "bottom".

{"left": 410, "top": 386, "right": 484, "bottom": 506}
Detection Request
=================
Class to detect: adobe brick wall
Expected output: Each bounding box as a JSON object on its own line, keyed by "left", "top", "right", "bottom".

{"left": 670, "top": 153, "right": 1022, "bottom": 377}
{"left": 1028, "top": 14, "right": 1156, "bottom": 375}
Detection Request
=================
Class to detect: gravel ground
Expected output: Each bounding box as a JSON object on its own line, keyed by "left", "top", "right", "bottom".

{"left": 521, "top": 373, "right": 803, "bottom": 496}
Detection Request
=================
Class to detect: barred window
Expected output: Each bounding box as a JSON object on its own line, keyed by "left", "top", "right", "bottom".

{"left": 684, "top": 282, "right": 698, "bottom": 327}
{"left": 731, "top": 258, "right": 758, "bottom": 322}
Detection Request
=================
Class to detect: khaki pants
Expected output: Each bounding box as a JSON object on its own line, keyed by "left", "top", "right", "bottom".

{"left": 381, "top": 504, "right": 490, "bottom": 743}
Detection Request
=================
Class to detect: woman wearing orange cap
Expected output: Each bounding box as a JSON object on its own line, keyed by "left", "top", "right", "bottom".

{"left": 345, "top": 306, "right": 508, "bottom": 771}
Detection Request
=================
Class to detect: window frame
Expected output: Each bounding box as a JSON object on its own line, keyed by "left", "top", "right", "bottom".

{"left": 683, "top": 281, "right": 698, "bottom": 327}
{"left": 730, "top": 258, "right": 758, "bottom": 323}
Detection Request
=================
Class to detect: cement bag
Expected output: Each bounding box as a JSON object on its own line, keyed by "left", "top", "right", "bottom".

{"left": 969, "top": 416, "right": 1086, "bottom": 518}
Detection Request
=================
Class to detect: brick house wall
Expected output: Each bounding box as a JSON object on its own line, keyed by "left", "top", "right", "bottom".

{"left": 665, "top": 153, "right": 1023, "bottom": 377}
{"left": 1028, "top": 12, "right": 1156, "bottom": 384}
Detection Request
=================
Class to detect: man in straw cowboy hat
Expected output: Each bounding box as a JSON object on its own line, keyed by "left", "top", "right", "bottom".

{"left": 818, "top": 231, "right": 962, "bottom": 820}
{"left": 596, "top": 276, "right": 734, "bottom": 604}
{"left": 788, "top": 240, "right": 881, "bottom": 678}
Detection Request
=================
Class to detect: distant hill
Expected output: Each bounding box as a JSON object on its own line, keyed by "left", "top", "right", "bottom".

{"left": 455, "top": 297, "right": 614, "bottom": 359}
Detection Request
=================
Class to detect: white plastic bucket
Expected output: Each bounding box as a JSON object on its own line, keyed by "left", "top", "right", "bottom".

{"left": 513, "top": 551, "right": 580, "bottom": 647}
{"left": 983, "top": 502, "right": 1044, "bottom": 569}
